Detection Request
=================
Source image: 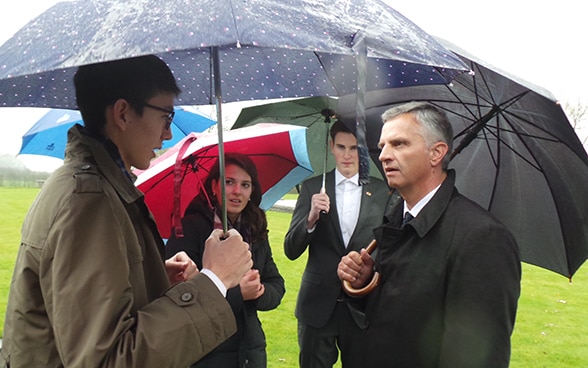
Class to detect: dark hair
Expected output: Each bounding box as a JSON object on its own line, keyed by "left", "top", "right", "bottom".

{"left": 74, "top": 55, "right": 181, "bottom": 135}
{"left": 329, "top": 119, "right": 355, "bottom": 141}
{"left": 204, "top": 152, "right": 268, "bottom": 241}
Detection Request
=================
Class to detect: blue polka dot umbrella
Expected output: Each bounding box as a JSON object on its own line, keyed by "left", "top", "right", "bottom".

{"left": 0, "top": 0, "right": 469, "bottom": 230}
{"left": 0, "top": 0, "right": 468, "bottom": 108}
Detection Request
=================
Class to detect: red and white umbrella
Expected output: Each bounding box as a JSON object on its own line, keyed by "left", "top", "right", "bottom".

{"left": 134, "top": 123, "right": 313, "bottom": 238}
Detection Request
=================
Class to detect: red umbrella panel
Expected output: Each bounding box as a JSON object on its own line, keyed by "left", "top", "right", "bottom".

{"left": 134, "top": 123, "right": 313, "bottom": 239}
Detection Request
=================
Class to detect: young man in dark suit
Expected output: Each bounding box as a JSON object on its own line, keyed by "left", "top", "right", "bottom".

{"left": 284, "top": 120, "right": 389, "bottom": 368}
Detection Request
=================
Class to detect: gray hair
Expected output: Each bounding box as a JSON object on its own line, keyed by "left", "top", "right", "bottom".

{"left": 381, "top": 101, "right": 454, "bottom": 169}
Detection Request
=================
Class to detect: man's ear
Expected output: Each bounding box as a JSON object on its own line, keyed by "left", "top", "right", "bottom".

{"left": 429, "top": 141, "right": 449, "bottom": 167}
{"left": 112, "top": 98, "right": 132, "bottom": 131}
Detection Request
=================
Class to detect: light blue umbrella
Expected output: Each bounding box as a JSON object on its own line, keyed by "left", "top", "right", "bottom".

{"left": 18, "top": 107, "right": 216, "bottom": 159}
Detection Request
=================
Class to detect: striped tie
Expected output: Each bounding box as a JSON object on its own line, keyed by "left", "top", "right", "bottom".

{"left": 402, "top": 212, "right": 414, "bottom": 227}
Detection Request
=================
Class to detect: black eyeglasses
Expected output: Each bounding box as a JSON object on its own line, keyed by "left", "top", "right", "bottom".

{"left": 143, "top": 102, "right": 175, "bottom": 130}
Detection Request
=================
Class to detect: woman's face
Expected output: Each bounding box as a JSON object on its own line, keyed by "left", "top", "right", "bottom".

{"left": 212, "top": 163, "right": 253, "bottom": 223}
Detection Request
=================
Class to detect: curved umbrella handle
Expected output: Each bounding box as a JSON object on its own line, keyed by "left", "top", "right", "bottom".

{"left": 342, "top": 239, "right": 380, "bottom": 298}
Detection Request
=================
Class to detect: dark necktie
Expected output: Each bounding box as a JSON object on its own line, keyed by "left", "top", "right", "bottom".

{"left": 402, "top": 212, "right": 414, "bottom": 226}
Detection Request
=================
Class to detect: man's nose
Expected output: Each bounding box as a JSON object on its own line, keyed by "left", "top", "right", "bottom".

{"left": 379, "top": 147, "right": 389, "bottom": 162}
{"left": 162, "top": 128, "right": 173, "bottom": 141}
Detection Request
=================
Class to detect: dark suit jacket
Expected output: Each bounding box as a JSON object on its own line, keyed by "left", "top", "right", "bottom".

{"left": 361, "top": 170, "right": 521, "bottom": 368}
{"left": 284, "top": 170, "right": 390, "bottom": 328}
{"left": 166, "top": 195, "right": 285, "bottom": 367}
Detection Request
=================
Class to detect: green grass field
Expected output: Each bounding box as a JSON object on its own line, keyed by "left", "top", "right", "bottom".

{"left": 1, "top": 187, "right": 587, "bottom": 367}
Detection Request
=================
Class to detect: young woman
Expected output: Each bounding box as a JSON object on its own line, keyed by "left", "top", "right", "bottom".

{"left": 166, "top": 152, "right": 285, "bottom": 368}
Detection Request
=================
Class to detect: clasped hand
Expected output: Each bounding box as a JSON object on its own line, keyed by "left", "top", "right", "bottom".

{"left": 165, "top": 251, "right": 199, "bottom": 285}
{"left": 337, "top": 248, "right": 375, "bottom": 288}
{"left": 165, "top": 228, "right": 253, "bottom": 289}
{"left": 240, "top": 269, "right": 265, "bottom": 301}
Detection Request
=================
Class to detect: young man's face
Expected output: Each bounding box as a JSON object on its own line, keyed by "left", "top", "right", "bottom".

{"left": 119, "top": 93, "right": 174, "bottom": 171}
{"left": 330, "top": 131, "right": 359, "bottom": 179}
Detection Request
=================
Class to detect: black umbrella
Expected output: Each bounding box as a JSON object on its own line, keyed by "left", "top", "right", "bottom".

{"left": 336, "top": 40, "right": 588, "bottom": 279}
{"left": 0, "top": 0, "right": 469, "bottom": 230}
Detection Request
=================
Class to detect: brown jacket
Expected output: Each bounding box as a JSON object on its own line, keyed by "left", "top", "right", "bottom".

{"left": 1, "top": 125, "right": 236, "bottom": 367}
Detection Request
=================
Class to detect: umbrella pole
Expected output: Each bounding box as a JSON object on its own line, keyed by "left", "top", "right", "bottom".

{"left": 212, "top": 46, "right": 228, "bottom": 234}
{"left": 320, "top": 109, "right": 335, "bottom": 216}
{"left": 351, "top": 31, "right": 370, "bottom": 186}
{"left": 322, "top": 117, "right": 329, "bottom": 192}
{"left": 450, "top": 105, "right": 500, "bottom": 160}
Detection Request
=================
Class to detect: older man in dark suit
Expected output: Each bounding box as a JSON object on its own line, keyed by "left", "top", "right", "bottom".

{"left": 284, "top": 120, "right": 390, "bottom": 368}
{"left": 338, "top": 102, "right": 521, "bottom": 368}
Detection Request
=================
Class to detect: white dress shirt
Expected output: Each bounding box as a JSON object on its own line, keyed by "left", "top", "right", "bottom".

{"left": 403, "top": 183, "right": 441, "bottom": 219}
{"left": 335, "top": 170, "right": 362, "bottom": 247}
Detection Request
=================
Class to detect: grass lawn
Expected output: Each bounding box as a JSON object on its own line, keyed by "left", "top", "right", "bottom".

{"left": 1, "top": 187, "right": 587, "bottom": 367}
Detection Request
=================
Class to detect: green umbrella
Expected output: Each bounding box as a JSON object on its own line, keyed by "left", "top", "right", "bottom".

{"left": 232, "top": 97, "right": 384, "bottom": 182}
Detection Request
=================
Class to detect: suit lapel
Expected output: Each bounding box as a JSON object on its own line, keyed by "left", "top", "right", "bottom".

{"left": 325, "top": 171, "right": 345, "bottom": 247}
{"left": 349, "top": 181, "right": 376, "bottom": 246}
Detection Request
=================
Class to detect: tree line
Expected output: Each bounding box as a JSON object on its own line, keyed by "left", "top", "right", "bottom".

{"left": 0, "top": 154, "right": 51, "bottom": 187}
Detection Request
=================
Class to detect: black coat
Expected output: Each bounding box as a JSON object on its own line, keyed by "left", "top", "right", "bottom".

{"left": 284, "top": 171, "right": 390, "bottom": 328}
{"left": 360, "top": 170, "right": 521, "bottom": 368}
{"left": 166, "top": 196, "right": 285, "bottom": 368}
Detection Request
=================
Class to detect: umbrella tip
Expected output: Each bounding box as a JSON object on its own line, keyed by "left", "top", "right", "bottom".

{"left": 321, "top": 108, "right": 337, "bottom": 118}
{"left": 321, "top": 108, "right": 337, "bottom": 124}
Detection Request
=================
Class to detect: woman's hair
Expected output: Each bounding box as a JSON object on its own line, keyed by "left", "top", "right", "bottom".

{"left": 204, "top": 152, "right": 268, "bottom": 241}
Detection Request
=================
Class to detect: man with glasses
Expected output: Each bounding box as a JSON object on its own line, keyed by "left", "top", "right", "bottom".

{"left": 1, "top": 55, "right": 253, "bottom": 368}
{"left": 143, "top": 101, "right": 175, "bottom": 131}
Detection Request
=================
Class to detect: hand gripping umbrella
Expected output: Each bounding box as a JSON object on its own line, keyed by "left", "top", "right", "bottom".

{"left": 339, "top": 40, "right": 588, "bottom": 295}
{"left": 319, "top": 108, "right": 337, "bottom": 216}
{"left": 0, "top": 0, "right": 469, "bottom": 232}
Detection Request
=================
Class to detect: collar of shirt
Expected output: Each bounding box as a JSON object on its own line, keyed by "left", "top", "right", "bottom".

{"left": 334, "top": 169, "right": 361, "bottom": 247}
{"left": 403, "top": 183, "right": 442, "bottom": 218}
{"left": 335, "top": 169, "right": 359, "bottom": 186}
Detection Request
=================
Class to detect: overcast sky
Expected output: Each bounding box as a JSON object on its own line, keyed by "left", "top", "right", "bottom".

{"left": 1, "top": 0, "right": 586, "bottom": 171}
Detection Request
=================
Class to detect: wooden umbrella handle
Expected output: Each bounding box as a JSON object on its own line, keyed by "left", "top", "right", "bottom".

{"left": 342, "top": 239, "right": 381, "bottom": 298}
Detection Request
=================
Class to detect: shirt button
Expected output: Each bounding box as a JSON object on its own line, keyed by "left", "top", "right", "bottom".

{"left": 181, "top": 292, "right": 193, "bottom": 302}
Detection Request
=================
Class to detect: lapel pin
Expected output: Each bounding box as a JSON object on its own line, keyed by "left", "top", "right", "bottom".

{"left": 366, "top": 191, "right": 372, "bottom": 197}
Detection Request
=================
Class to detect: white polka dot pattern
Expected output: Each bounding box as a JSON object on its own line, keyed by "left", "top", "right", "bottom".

{"left": 0, "top": 0, "right": 468, "bottom": 108}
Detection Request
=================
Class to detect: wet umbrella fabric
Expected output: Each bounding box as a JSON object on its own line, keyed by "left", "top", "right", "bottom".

{"left": 18, "top": 108, "right": 216, "bottom": 159}
{"left": 336, "top": 41, "right": 588, "bottom": 278}
{"left": 0, "top": 0, "right": 469, "bottom": 109}
{"left": 0, "top": 0, "right": 468, "bottom": 231}
{"left": 134, "top": 123, "right": 313, "bottom": 239}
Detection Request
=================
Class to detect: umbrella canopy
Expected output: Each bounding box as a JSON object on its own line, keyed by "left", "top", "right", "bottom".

{"left": 336, "top": 41, "right": 588, "bottom": 279}
{"left": 232, "top": 96, "right": 384, "bottom": 179}
{"left": 134, "top": 123, "right": 313, "bottom": 238}
{"left": 0, "top": 0, "right": 469, "bottom": 109}
{"left": 18, "top": 108, "right": 216, "bottom": 159}
{"left": 0, "top": 0, "right": 469, "bottom": 231}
